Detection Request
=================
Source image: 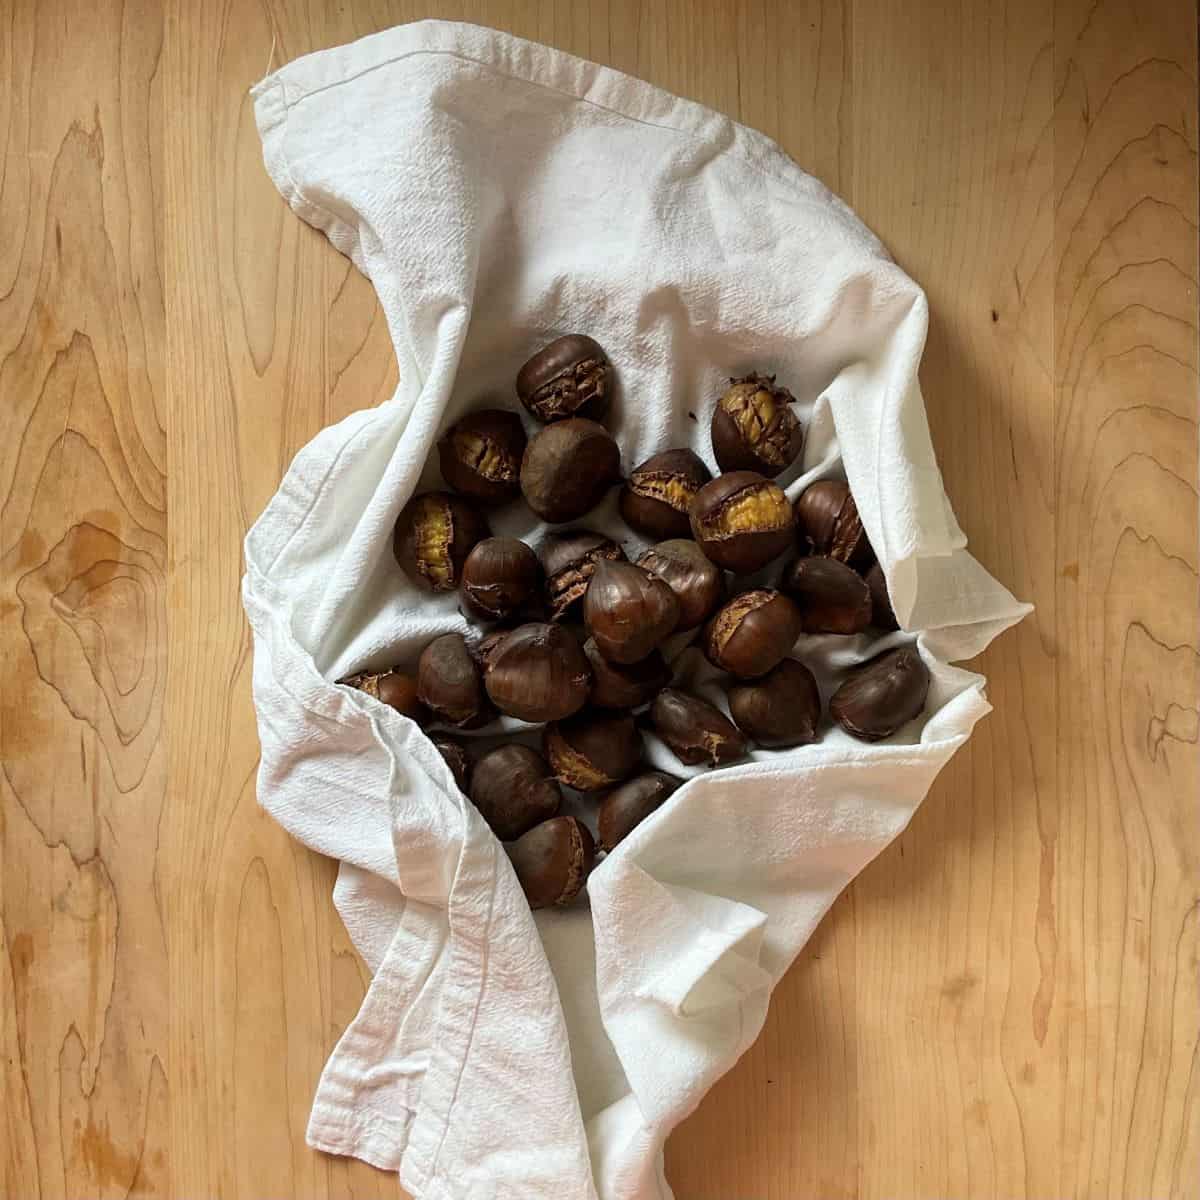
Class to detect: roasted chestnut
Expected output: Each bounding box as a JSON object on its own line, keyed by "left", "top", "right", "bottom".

{"left": 710, "top": 373, "right": 804, "bottom": 477}
{"left": 829, "top": 645, "right": 930, "bottom": 741}
{"left": 520, "top": 418, "right": 621, "bottom": 523}
{"left": 417, "top": 633, "right": 491, "bottom": 728}
{"left": 437, "top": 409, "right": 526, "bottom": 504}
{"left": 727, "top": 659, "right": 821, "bottom": 747}
{"left": 541, "top": 530, "right": 626, "bottom": 621}
{"left": 393, "top": 491, "right": 490, "bottom": 592}
{"left": 690, "top": 471, "right": 795, "bottom": 574}
{"left": 865, "top": 562, "right": 899, "bottom": 630}
{"left": 583, "top": 559, "right": 679, "bottom": 664}
{"left": 649, "top": 688, "right": 748, "bottom": 767}
{"left": 429, "top": 734, "right": 472, "bottom": 792}
{"left": 482, "top": 622, "right": 592, "bottom": 723}
{"left": 516, "top": 334, "right": 612, "bottom": 424}
{"left": 619, "top": 449, "right": 711, "bottom": 540}
{"left": 793, "top": 479, "right": 872, "bottom": 567}
{"left": 780, "top": 555, "right": 872, "bottom": 634}
{"left": 583, "top": 638, "right": 671, "bottom": 709}
{"left": 506, "top": 815, "right": 596, "bottom": 909}
{"left": 340, "top": 669, "right": 428, "bottom": 725}
{"left": 597, "top": 772, "right": 681, "bottom": 850}
{"left": 636, "top": 539, "right": 725, "bottom": 631}
{"left": 543, "top": 712, "right": 642, "bottom": 791}
{"left": 703, "top": 589, "right": 804, "bottom": 678}
{"left": 460, "top": 537, "right": 544, "bottom": 622}
{"left": 470, "top": 745, "right": 562, "bottom": 840}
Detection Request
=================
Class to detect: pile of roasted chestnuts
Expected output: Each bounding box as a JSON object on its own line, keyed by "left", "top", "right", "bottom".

{"left": 344, "top": 335, "right": 930, "bottom": 910}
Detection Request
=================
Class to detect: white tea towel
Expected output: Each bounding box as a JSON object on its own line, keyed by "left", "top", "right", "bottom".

{"left": 243, "top": 20, "right": 1031, "bottom": 1200}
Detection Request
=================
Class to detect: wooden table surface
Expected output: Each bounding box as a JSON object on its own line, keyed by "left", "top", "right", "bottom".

{"left": 3, "top": 1, "right": 1197, "bottom": 1197}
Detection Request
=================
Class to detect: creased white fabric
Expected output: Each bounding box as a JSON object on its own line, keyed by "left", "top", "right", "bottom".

{"left": 243, "top": 20, "right": 1031, "bottom": 1200}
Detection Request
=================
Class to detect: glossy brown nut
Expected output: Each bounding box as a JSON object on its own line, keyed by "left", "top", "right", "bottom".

{"left": 619, "top": 448, "right": 712, "bottom": 540}
{"left": 793, "top": 479, "right": 872, "bottom": 567}
{"left": 543, "top": 712, "right": 642, "bottom": 791}
{"left": 541, "top": 530, "right": 626, "bottom": 621}
{"left": 711, "top": 373, "right": 804, "bottom": 477}
{"left": 727, "top": 659, "right": 821, "bottom": 748}
{"left": 703, "top": 589, "right": 804, "bottom": 679}
{"left": 340, "top": 669, "right": 429, "bottom": 726}
{"left": 649, "top": 688, "right": 748, "bottom": 767}
{"left": 583, "top": 559, "right": 679, "bottom": 665}
{"left": 393, "top": 491, "right": 490, "bottom": 592}
{"left": 470, "top": 745, "right": 562, "bottom": 840}
{"left": 516, "top": 334, "right": 612, "bottom": 424}
{"left": 429, "top": 734, "right": 472, "bottom": 793}
{"left": 636, "top": 539, "right": 726, "bottom": 631}
{"left": 597, "top": 772, "right": 681, "bottom": 851}
{"left": 483, "top": 622, "right": 592, "bottom": 723}
{"left": 830, "top": 645, "right": 930, "bottom": 742}
{"left": 506, "top": 816, "right": 596, "bottom": 909}
{"left": 582, "top": 638, "right": 671, "bottom": 709}
{"left": 460, "top": 537, "right": 544, "bottom": 622}
{"left": 520, "top": 418, "right": 621, "bottom": 523}
{"left": 865, "top": 562, "right": 899, "bottom": 630}
{"left": 437, "top": 409, "right": 526, "bottom": 505}
{"left": 780, "top": 555, "right": 873, "bottom": 635}
{"left": 417, "top": 633, "right": 492, "bottom": 729}
{"left": 689, "top": 471, "right": 795, "bottom": 574}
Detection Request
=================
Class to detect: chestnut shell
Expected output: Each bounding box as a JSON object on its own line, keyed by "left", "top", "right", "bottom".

{"left": 483, "top": 622, "right": 593, "bottom": 723}
{"left": 541, "top": 530, "right": 626, "bottom": 622}
{"left": 437, "top": 408, "right": 526, "bottom": 505}
{"left": 619, "top": 448, "right": 712, "bottom": 540}
{"left": 727, "top": 659, "right": 821, "bottom": 747}
{"left": 460, "top": 537, "right": 544, "bottom": 622}
{"left": 597, "top": 772, "right": 681, "bottom": 851}
{"left": 830, "top": 645, "right": 930, "bottom": 742}
{"left": 780, "top": 555, "right": 873, "bottom": 635}
{"left": 583, "top": 559, "right": 680, "bottom": 665}
{"left": 516, "top": 334, "right": 612, "bottom": 424}
{"left": 543, "top": 712, "right": 643, "bottom": 791}
{"left": 710, "top": 374, "right": 804, "bottom": 477}
{"left": 865, "top": 562, "right": 899, "bottom": 630}
{"left": 470, "top": 744, "right": 562, "bottom": 840}
{"left": 636, "top": 539, "right": 726, "bottom": 631}
{"left": 690, "top": 471, "right": 795, "bottom": 574}
{"left": 507, "top": 816, "right": 596, "bottom": 908}
{"left": 340, "top": 669, "right": 428, "bottom": 726}
{"left": 429, "top": 734, "right": 472, "bottom": 792}
{"left": 703, "top": 588, "right": 804, "bottom": 679}
{"left": 649, "top": 688, "right": 748, "bottom": 767}
{"left": 583, "top": 638, "right": 671, "bottom": 709}
{"left": 793, "top": 479, "right": 872, "bottom": 567}
{"left": 417, "top": 633, "right": 491, "bottom": 728}
{"left": 393, "top": 492, "right": 490, "bottom": 592}
{"left": 520, "top": 418, "right": 622, "bottom": 523}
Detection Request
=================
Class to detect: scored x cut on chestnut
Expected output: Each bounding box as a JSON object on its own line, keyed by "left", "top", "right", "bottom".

{"left": 620, "top": 448, "right": 711, "bottom": 540}
{"left": 540, "top": 529, "right": 625, "bottom": 621}
{"left": 517, "top": 334, "right": 612, "bottom": 424}
{"left": 393, "top": 491, "right": 489, "bottom": 592}
{"left": 437, "top": 408, "right": 526, "bottom": 505}
{"left": 710, "top": 373, "right": 804, "bottom": 477}
{"left": 690, "top": 471, "right": 795, "bottom": 574}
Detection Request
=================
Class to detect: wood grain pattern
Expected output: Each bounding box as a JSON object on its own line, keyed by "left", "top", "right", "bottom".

{"left": 3, "top": 1, "right": 1196, "bottom": 1197}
